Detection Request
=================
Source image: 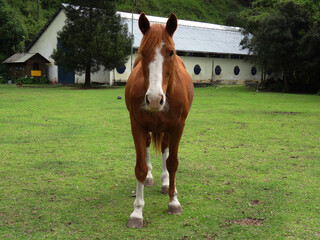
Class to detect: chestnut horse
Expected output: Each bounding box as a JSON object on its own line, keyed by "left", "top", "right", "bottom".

{"left": 125, "top": 12, "right": 194, "bottom": 228}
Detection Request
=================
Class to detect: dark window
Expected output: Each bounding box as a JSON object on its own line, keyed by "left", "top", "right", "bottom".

{"left": 116, "top": 66, "right": 126, "bottom": 74}
{"left": 33, "top": 63, "right": 39, "bottom": 70}
{"left": 215, "top": 65, "right": 221, "bottom": 75}
{"left": 234, "top": 66, "right": 240, "bottom": 75}
{"left": 251, "top": 67, "right": 257, "bottom": 76}
{"left": 267, "top": 69, "right": 272, "bottom": 75}
{"left": 194, "top": 64, "right": 201, "bottom": 75}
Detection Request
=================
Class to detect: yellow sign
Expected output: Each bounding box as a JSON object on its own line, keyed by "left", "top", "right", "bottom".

{"left": 31, "top": 70, "right": 41, "bottom": 77}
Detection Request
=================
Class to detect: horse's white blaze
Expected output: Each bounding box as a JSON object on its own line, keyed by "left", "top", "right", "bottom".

{"left": 146, "top": 41, "right": 166, "bottom": 104}
{"left": 161, "top": 147, "right": 169, "bottom": 187}
{"left": 145, "top": 147, "right": 153, "bottom": 180}
{"left": 130, "top": 181, "right": 144, "bottom": 220}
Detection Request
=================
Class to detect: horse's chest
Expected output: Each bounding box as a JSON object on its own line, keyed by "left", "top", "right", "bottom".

{"left": 139, "top": 112, "right": 179, "bottom": 132}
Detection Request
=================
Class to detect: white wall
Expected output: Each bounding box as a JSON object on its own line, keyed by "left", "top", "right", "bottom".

{"left": 114, "top": 55, "right": 261, "bottom": 84}
{"left": 180, "top": 56, "right": 213, "bottom": 82}
{"left": 28, "top": 10, "right": 66, "bottom": 82}
{"left": 113, "top": 53, "right": 138, "bottom": 84}
{"left": 75, "top": 69, "right": 111, "bottom": 84}
{"left": 213, "top": 57, "right": 260, "bottom": 83}
{"left": 180, "top": 56, "right": 261, "bottom": 84}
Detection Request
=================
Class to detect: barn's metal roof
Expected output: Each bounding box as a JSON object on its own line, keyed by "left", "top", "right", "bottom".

{"left": 120, "top": 12, "right": 248, "bottom": 55}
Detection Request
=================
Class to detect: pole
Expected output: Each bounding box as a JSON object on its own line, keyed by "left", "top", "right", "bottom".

{"left": 131, "top": 12, "right": 134, "bottom": 72}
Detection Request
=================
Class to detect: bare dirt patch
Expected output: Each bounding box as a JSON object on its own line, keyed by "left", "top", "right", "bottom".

{"left": 226, "top": 218, "right": 265, "bottom": 226}
{"left": 249, "top": 199, "right": 265, "bottom": 206}
{"left": 269, "top": 111, "right": 301, "bottom": 115}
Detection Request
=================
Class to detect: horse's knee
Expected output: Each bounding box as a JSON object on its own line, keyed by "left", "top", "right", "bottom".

{"left": 166, "top": 157, "right": 178, "bottom": 174}
{"left": 146, "top": 133, "right": 151, "bottom": 147}
{"left": 135, "top": 165, "right": 148, "bottom": 183}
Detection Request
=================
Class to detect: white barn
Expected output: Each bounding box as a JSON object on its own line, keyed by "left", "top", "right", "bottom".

{"left": 26, "top": 4, "right": 260, "bottom": 85}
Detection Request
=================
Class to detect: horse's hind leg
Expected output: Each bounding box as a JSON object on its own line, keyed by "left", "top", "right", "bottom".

{"left": 167, "top": 127, "right": 183, "bottom": 215}
{"left": 145, "top": 133, "right": 154, "bottom": 186}
{"left": 161, "top": 133, "right": 169, "bottom": 194}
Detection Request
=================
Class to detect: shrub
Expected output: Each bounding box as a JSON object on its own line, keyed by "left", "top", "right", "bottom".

{"left": 15, "top": 75, "right": 50, "bottom": 84}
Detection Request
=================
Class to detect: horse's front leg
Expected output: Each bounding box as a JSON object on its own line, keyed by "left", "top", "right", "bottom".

{"left": 127, "top": 124, "right": 148, "bottom": 228}
{"left": 145, "top": 133, "right": 154, "bottom": 186}
{"left": 167, "top": 125, "right": 184, "bottom": 215}
{"left": 161, "top": 133, "right": 169, "bottom": 194}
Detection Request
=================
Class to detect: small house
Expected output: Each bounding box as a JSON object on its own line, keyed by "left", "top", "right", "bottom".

{"left": 3, "top": 53, "right": 50, "bottom": 79}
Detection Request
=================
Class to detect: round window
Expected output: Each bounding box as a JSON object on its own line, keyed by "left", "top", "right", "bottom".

{"left": 251, "top": 66, "right": 257, "bottom": 76}
{"left": 116, "top": 66, "right": 126, "bottom": 74}
{"left": 267, "top": 69, "right": 272, "bottom": 75}
{"left": 215, "top": 65, "right": 221, "bottom": 75}
{"left": 234, "top": 66, "right": 240, "bottom": 75}
{"left": 194, "top": 64, "right": 201, "bottom": 75}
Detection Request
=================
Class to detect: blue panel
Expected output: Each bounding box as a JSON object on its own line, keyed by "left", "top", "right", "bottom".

{"left": 57, "top": 38, "right": 75, "bottom": 84}
{"left": 58, "top": 66, "right": 75, "bottom": 84}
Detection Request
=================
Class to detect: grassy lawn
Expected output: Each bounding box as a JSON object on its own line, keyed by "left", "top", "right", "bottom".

{"left": 0, "top": 84, "right": 319, "bottom": 239}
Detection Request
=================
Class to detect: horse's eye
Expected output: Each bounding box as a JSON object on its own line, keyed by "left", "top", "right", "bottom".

{"left": 169, "top": 50, "right": 174, "bottom": 57}
{"left": 141, "top": 52, "right": 145, "bottom": 57}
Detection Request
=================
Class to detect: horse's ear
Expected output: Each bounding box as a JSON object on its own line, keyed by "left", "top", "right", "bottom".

{"left": 166, "top": 13, "right": 177, "bottom": 37}
{"left": 139, "top": 12, "right": 150, "bottom": 35}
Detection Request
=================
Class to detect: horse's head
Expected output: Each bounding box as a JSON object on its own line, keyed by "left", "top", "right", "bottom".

{"left": 138, "top": 12, "right": 177, "bottom": 112}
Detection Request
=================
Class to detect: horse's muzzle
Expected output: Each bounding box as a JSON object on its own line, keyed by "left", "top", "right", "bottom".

{"left": 145, "top": 93, "right": 165, "bottom": 111}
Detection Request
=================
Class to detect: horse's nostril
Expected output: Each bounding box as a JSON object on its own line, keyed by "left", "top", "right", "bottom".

{"left": 159, "top": 95, "right": 164, "bottom": 105}
{"left": 145, "top": 95, "right": 150, "bottom": 105}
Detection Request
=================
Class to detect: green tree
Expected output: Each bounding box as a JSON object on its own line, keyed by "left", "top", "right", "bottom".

{"left": 0, "top": 0, "right": 28, "bottom": 80}
{"left": 51, "top": 0, "right": 133, "bottom": 86}
{"left": 0, "top": 0, "right": 28, "bottom": 56}
{"left": 241, "top": 0, "right": 320, "bottom": 92}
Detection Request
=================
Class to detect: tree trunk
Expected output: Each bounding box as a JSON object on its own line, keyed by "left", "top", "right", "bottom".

{"left": 37, "top": 0, "right": 40, "bottom": 20}
{"left": 84, "top": 61, "right": 91, "bottom": 86}
{"left": 283, "top": 73, "right": 289, "bottom": 92}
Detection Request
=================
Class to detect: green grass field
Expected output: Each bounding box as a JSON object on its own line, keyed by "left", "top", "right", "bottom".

{"left": 0, "top": 85, "right": 319, "bottom": 239}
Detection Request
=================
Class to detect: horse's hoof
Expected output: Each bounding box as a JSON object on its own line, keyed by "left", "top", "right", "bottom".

{"left": 161, "top": 185, "right": 169, "bottom": 194}
{"left": 127, "top": 217, "right": 143, "bottom": 228}
{"left": 168, "top": 204, "right": 183, "bottom": 215}
{"left": 144, "top": 178, "right": 154, "bottom": 186}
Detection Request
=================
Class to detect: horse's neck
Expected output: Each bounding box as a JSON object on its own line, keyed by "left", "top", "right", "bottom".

{"left": 133, "top": 55, "right": 142, "bottom": 69}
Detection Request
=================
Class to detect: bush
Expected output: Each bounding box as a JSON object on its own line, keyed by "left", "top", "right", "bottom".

{"left": 14, "top": 76, "right": 50, "bottom": 84}
{"left": 0, "top": 76, "right": 8, "bottom": 84}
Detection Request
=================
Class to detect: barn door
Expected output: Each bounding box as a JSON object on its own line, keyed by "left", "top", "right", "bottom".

{"left": 57, "top": 38, "right": 75, "bottom": 84}
{"left": 58, "top": 66, "right": 75, "bottom": 84}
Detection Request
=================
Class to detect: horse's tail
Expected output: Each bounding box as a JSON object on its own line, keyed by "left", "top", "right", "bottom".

{"left": 151, "top": 132, "right": 164, "bottom": 156}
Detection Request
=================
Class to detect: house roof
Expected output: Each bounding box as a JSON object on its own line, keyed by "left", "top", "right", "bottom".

{"left": 26, "top": 6, "right": 63, "bottom": 52}
{"left": 120, "top": 12, "right": 248, "bottom": 55}
{"left": 3, "top": 53, "right": 50, "bottom": 64}
{"left": 26, "top": 4, "right": 248, "bottom": 56}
